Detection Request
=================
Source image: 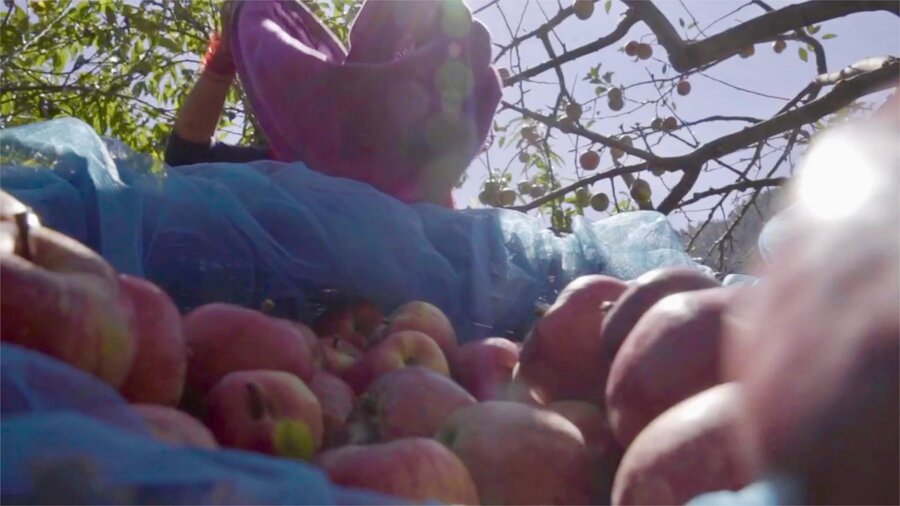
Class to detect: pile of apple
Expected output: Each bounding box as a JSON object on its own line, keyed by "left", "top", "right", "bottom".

{"left": 2, "top": 151, "right": 897, "bottom": 506}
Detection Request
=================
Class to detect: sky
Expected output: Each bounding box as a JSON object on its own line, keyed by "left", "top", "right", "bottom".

{"left": 456, "top": 0, "right": 899, "bottom": 230}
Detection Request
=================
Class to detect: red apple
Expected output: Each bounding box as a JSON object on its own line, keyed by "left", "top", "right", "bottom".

{"left": 600, "top": 267, "right": 720, "bottom": 374}
{"left": 181, "top": 303, "right": 315, "bottom": 405}
{"left": 1, "top": 222, "right": 136, "bottom": 387}
{"left": 117, "top": 274, "right": 186, "bottom": 406}
{"left": 606, "top": 287, "right": 740, "bottom": 447}
{"left": 381, "top": 301, "right": 457, "bottom": 355}
{"left": 612, "top": 384, "right": 757, "bottom": 505}
{"left": 436, "top": 401, "right": 607, "bottom": 505}
{"left": 315, "top": 438, "right": 479, "bottom": 505}
{"left": 312, "top": 298, "right": 382, "bottom": 349}
{"left": 342, "top": 330, "right": 450, "bottom": 394}
{"left": 449, "top": 337, "right": 520, "bottom": 400}
{"left": 346, "top": 366, "right": 475, "bottom": 444}
{"left": 546, "top": 400, "right": 620, "bottom": 456}
{"left": 518, "top": 275, "right": 628, "bottom": 404}
{"left": 309, "top": 370, "right": 356, "bottom": 449}
{"left": 131, "top": 403, "right": 218, "bottom": 449}
{"left": 724, "top": 115, "right": 899, "bottom": 505}
{"left": 203, "top": 369, "right": 323, "bottom": 459}
{"left": 318, "top": 338, "right": 361, "bottom": 375}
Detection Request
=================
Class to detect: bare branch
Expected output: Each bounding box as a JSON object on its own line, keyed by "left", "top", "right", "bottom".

{"left": 679, "top": 177, "right": 788, "bottom": 208}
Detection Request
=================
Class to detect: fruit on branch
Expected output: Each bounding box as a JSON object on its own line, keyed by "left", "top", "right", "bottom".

{"left": 650, "top": 166, "right": 666, "bottom": 176}
{"left": 565, "top": 102, "right": 583, "bottom": 121}
{"left": 629, "top": 179, "right": 652, "bottom": 203}
{"left": 600, "top": 266, "right": 721, "bottom": 371}
{"left": 181, "top": 303, "right": 316, "bottom": 405}
{"left": 203, "top": 369, "right": 323, "bottom": 459}
{"left": 518, "top": 275, "right": 628, "bottom": 404}
{"left": 607, "top": 87, "right": 623, "bottom": 102}
{"left": 772, "top": 39, "right": 787, "bottom": 54}
{"left": 342, "top": 330, "right": 450, "bottom": 394}
{"left": 381, "top": 300, "right": 457, "bottom": 355}
{"left": 521, "top": 126, "right": 540, "bottom": 143}
{"left": 650, "top": 117, "right": 663, "bottom": 130}
{"left": 624, "top": 40, "right": 639, "bottom": 57}
{"left": 676, "top": 79, "right": 692, "bottom": 96}
{"left": 739, "top": 45, "right": 755, "bottom": 58}
{"left": 590, "top": 192, "right": 610, "bottom": 211}
{"left": 636, "top": 43, "right": 653, "bottom": 60}
{"left": 346, "top": 366, "right": 475, "bottom": 444}
{"left": 117, "top": 274, "right": 186, "bottom": 407}
{"left": 0, "top": 223, "right": 136, "bottom": 388}
{"left": 606, "top": 287, "right": 741, "bottom": 447}
{"left": 449, "top": 337, "right": 520, "bottom": 401}
{"left": 612, "top": 384, "right": 758, "bottom": 505}
{"left": 437, "top": 401, "right": 608, "bottom": 505}
{"left": 662, "top": 116, "right": 678, "bottom": 131}
{"left": 312, "top": 298, "right": 382, "bottom": 350}
{"left": 529, "top": 182, "right": 548, "bottom": 198}
{"left": 131, "top": 404, "right": 218, "bottom": 449}
{"left": 572, "top": 0, "right": 594, "bottom": 20}
{"left": 579, "top": 150, "right": 600, "bottom": 171}
{"left": 518, "top": 151, "right": 529, "bottom": 163}
{"left": 315, "top": 438, "right": 479, "bottom": 505}
{"left": 575, "top": 187, "right": 592, "bottom": 207}
{"left": 498, "top": 188, "right": 517, "bottom": 206}
{"left": 517, "top": 180, "right": 533, "bottom": 195}
{"left": 607, "top": 87, "right": 625, "bottom": 111}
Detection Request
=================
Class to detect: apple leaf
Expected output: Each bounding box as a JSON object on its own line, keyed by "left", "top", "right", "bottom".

{"left": 798, "top": 47, "right": 809, "bottom": 62}
{"left": 604, "top": 0, "right": 612, "bottom": 14}
{"left": 822, "top": 33, "right": 837, "bottom": 40}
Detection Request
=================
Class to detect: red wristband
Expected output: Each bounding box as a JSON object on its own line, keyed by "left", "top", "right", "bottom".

{"left": 202, "top": 33, "right": 236, "bottom": 77}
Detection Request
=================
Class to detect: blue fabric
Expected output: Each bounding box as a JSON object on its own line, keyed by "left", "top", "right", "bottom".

{"left": 0, "top": 344, "right": 407, "bottom": 505}
{"left": 0, "top": 118, "right": 705, "bottom": 343}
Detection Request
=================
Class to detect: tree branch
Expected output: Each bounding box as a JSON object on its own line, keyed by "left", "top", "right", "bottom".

{"left": 679, "top": 177, "right": 788, "bottom": 208}
{"left": 623, "top": 0, "right": 898, "bottom": 73}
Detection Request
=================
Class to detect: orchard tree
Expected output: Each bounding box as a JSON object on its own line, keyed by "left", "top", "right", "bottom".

{"left": 1, "top": 0, "right": 898, "bottom": 273}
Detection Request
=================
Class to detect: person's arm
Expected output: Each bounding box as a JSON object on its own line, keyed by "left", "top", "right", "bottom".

{"left": 166, "top": 3, "right": 268, "bottom": 166}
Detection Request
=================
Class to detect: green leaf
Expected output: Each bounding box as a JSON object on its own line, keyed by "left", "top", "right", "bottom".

{"left": 821, "top": 33, "right": 837, "bottom": 40}
{"left": 806, "top": 24, "right": 821, "bottom": 35}
{"left": 798, "top": 47, "right": 808, "bottom": 62}
{"left": 604, "top": 0, "right": 612, "bottom": 14}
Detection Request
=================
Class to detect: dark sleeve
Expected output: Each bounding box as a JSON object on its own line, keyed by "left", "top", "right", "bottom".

{"left": 164, "top": 131, "right": 270, "bottom": 167}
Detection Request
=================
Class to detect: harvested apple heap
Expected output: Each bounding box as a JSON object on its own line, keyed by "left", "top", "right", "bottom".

{"left": 1, "top": 168, "right": 897, "bottom": 505}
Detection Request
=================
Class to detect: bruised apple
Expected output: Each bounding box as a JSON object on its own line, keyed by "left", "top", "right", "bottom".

{"left": 381, "top": 301, "right": 457, "bottom": 355}
{"left": 0, "top": 216, "right": 136, "bottom": 388}
{"left": 182, "top": 303, "right": 315, "bottom": 405}
{"left": 342, "top": 330, "right": 450, "bottom": 394}
{"left": 315, "top": 438, "right": 479, "bottom": 505}
{"left": 203, "top": 369, "right": 323, "bottom": 459}
{"left": 724, "top": 115, "right": 899, "bottom": 505}
{"left": 600, "top": 267, "right": 720, "bottom": 372}
{"left": 131, "top": 403, "right": 217, "bottom": 449}
{"left": 612, "top": 383, "right": 757, "bottom": 505}
{"left": 117, "top": 274, "right": 186, "bottom": 406}
{"left": 606, "top": 287, "right": 740, "bottom": 447}
{"left": 449, "top": 337, "right": 520, "bottom": 401}
{"left": 346, "top": 366, "right": 475, "bottom": 444}
{"left": 436, "top": 401, "right": 605, "bottom": 505}
{"left": 518, "top": 275, "right": 628, "bottom": 404}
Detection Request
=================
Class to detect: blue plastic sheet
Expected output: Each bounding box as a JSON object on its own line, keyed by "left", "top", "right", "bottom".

{"left": 0, "top": 118, "right": 706, "bottom": 343}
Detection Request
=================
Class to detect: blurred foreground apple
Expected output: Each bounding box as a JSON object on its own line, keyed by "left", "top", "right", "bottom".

{"left": 346, "top": 366, "right": 475, "bottom": 443}
{"left": 436, "top": 401, "right": 608, "bottom": 505}
{"left": 203, "top": 369, "right": 323, "bottom": 459}
{"left": 724, "top": 112, "right": 899, "bottom": 505}
{"left": 309, "top": 371, "right": 355, "bottom": 449}
{"left": 606, "top": 287, "right": 740, "bottom": 447}
{"left": 0, "top": 192, "right": 136, "bottom": 387}
{"left": 381, "top": 300, "right": 457, "bottom": 355}
{"left": 518, "top": 275, "right": 628, "bottom": 404}
{"left": 315, "top": 438, "right": 479, "bottom": 505}
{"left": 612, "top": 384, "right": 757, "bottom": 505}
{"left": 117, "top": 274, "right": 186, "bottom": 406}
